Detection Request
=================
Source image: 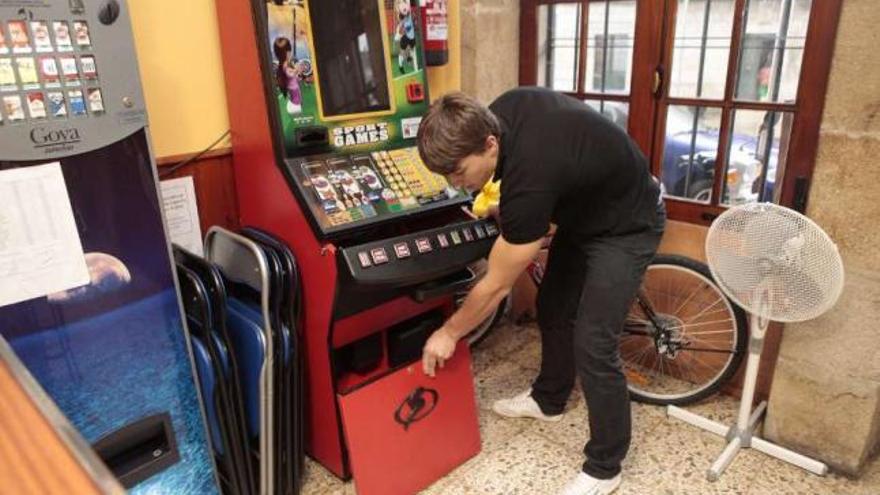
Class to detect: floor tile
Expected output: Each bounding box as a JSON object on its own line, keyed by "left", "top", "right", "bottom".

{"left": 474, "top": 359, "right": 536, "bottom": 411}
{"left": 300, "top": 459, "right": 352, "bottom": 495}
{"left": 471, "top": 345, "right": 508, "bottom": 377}
{"left": 620, "top": 418, "right": 760, "bottom": 494}
{"left": 454, "top": 429, "right": 581, "bottom": 495}
{"left": 479, "top": 321, "right": 539, "bottom": 362}
{"left": 503, "top": 327, "right": 542, "bottom": 371}
{"left": 746, "top": 453, "right": 876, "bottom": 495}
{"left": 478, "top": 405, "right": 527, "bottom": 452}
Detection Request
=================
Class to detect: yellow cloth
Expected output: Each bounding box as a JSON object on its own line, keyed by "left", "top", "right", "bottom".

{"left": 472, "top": 180, "right": 501, "bottom": 218}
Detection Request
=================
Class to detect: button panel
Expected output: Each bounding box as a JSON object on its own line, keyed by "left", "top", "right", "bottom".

{"left": 344, "top": 219, "right": 501, "bottom": 284}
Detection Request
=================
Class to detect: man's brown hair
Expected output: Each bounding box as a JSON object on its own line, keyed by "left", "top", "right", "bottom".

{"left": 417, "top": 92, "right": 501, "bottom": 175}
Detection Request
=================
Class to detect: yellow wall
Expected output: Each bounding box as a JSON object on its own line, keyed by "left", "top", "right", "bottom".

{"left": 129, "top": 0, "right": 461, "bottom": 158}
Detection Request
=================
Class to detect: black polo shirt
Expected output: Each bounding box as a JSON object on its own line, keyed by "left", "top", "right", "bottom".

{"left": 488, "top": 87, "right": 660, "bottom": 245}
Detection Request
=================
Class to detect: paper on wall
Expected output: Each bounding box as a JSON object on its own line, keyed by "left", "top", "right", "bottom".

{"left": 160, "top": 176, "right": 203, "bottom": 256}
{"left": 0, "top": 162, "right": 90, "bottom": 307}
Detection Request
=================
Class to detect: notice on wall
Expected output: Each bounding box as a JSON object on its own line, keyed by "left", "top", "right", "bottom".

{"left": 160, "top": 176, "right": 203, "bottom": 256}
{"left": 0, "top": 162, "right": 90, "bottom": 307}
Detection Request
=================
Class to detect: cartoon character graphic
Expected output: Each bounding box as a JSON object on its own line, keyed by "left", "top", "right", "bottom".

{"left": 273, "top": 36, "right": 303, "bottom": 115}
{"left": 395, "top": 0, "right": 418, "bottom": 73}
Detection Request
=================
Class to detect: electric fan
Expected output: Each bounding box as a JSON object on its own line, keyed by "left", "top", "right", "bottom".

{"left": 667, "top": 202, "right": 845, "bottom": 480}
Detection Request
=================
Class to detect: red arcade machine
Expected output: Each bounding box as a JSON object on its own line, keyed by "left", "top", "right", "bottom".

{"left": 216, "top": 1, "right": 493, "bottom": 492}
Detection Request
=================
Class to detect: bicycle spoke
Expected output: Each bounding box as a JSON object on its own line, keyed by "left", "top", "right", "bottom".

{"left": 682, "top": 297, "right": 725, "bottom": 324}
{"left": 681, "top": 328, "right": 735, "bottom": 337}
{"left": 672, "top": 280, "right": 708, "bottom": 317}
{"left": 678, "top": 347, "right": 735, "bottom": 354}
{"left": 685, "top": 307, "right": 734, "bottom": 322}
{"left": 667, "top": 318, "right": 734, "bottom": 331}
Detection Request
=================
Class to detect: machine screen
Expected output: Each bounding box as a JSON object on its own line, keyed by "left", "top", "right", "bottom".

{"left": 308, "top": 0, "right": 392, "bottom": 118}
{"left": 289, "top": 146, "right": 467, "bottom": 234}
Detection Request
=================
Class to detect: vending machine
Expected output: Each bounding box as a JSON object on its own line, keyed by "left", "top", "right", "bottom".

{"left": 0, "top": 1, "right": 217, "bottom": 493}
{"left": 216, "top": 1, "right": 492, "bottom": 493}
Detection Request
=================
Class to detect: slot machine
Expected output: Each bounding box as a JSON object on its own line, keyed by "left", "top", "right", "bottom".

{"left": 216, "top": 0, "right": 492, "bottom": 493}
{"left": 0, "top": 0, "right": 217, "bottom": 493}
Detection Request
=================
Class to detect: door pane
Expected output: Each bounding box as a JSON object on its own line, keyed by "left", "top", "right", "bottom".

{"left": 669, "top": 0, "right": 735, "bottom": 99}
{"left": 660, "top": 105, "right": 723, "bottom": 203}
{"left": 722, "top": 109, "right": 793, "bottom": 204}
{"left": 584, "top": 99, "right": 629, "bottom": 129}
{"left": 735, "top": 0, "right": 812, "bottom": 103}
{"left": 585, "top": 0, "right": 636, "bottom": 94}
{"left": 536, "top": 3, "right": 582, "bottom": 92}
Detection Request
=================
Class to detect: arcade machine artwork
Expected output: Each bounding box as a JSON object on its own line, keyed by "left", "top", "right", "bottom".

{"left": 0, "top": 0, "right": 217, "bottom": 493}
{"left": 217, "top": 0, "right": 496, "bottom": 493}
{"left": 265, "top": 0, "right": 451, "bottom": 232}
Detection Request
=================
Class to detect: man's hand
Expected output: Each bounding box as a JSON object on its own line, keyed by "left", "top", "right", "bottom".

{"left": 420, "top": 234, "right": 544, "bottom": 376}
{"left": 422, "top": 327, "right": 458, "bottom": 377}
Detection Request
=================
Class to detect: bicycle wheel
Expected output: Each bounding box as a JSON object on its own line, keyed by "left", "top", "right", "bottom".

{"left": 621, "top": 254, "right": 747, "bottom": 405}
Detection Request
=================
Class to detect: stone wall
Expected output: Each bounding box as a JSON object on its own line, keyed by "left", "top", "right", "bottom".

{"left": 764, "top": 0, "right": 880, "bottom": 476}
{"left": 460, "top": 0, "right": 520, "bottom": 103}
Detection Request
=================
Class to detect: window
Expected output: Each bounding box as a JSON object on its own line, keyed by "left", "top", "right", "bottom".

{"left": 521, "top": 0, "right": 841, "bottom": 224}
{"left": 592, "top": 33, "right": 631, "bottom": 92}
{"left": 522, "top": 0, "right": 637, "bottom": 130}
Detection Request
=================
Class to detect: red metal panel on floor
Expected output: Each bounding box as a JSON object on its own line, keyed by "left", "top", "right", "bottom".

{"left": 338, "top": 343, "right": 481, "bottom": 495}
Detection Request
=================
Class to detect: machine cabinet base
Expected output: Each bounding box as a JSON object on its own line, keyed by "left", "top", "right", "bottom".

{"left": 338, "top": 343, "right": 481, "bottom": 495}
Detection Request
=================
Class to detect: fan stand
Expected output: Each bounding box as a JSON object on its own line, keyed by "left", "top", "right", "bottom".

{"left": 666, "top": 290, "right": 829, "bottom": 481}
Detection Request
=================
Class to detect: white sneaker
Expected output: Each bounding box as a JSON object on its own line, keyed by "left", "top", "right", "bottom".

{"left": 559, "top": 472, "right": 621, "bottom": 495}
{"left": 491, "top": 389, "right": 563, "bottom": 422}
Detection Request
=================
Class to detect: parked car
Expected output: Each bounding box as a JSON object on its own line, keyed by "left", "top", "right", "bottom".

{"left": 590, "top": 103, "right": 777, "bottom": 204}
{"left": 660, "top": 105, "right": 777, "bottom": 205}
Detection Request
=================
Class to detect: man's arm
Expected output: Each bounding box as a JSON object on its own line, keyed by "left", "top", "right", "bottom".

{"left": 422, "top": 234, "right": 544, "bottom": 376}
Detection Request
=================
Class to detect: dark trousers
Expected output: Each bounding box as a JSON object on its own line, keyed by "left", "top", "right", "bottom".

{"left": 531, "top": 208, "right": 665, "bottom": 479}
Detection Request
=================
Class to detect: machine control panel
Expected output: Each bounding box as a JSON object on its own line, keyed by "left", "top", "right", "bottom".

{"left": 287, "top": 146, "right": 470, "bottom": 237}
{"left": 0, "top": 1, "right": 148, "bottom": 160}
{"left": 341, "top": 219, "right": 500, "bottom": 287}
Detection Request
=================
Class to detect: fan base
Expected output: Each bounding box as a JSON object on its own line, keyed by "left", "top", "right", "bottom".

{"left": 667, "top": 401, "right": 828, "bottom": 480}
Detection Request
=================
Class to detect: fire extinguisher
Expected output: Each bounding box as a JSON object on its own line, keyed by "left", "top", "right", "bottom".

{"left": 420, "top": 0, "right": 449, "bottom": 66}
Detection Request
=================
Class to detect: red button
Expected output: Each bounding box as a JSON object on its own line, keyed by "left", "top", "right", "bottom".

{"left": 394, "top": 242, "right": 411, "bottom": 259}
{"left": 357, "top": 251, "right": 372, "bottom": 268}
{"left": 370, "top": 247, "right": 389, "bottom": 264}
{"left": 415, "top": 238, "right": 432, "bottom": 253}
{"left": 436, "top": 233, "right": 449, "bottom": 248}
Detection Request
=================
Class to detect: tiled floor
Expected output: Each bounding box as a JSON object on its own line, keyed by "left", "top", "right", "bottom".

{"left": 301, "top": 320, "right": 880, "bottom": 495}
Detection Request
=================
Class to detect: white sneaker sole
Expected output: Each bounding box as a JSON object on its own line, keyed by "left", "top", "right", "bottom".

{"left": 601, "top": 476, "right": 622, "bottom": 495}
{"left": 491, "top": 403, "right": 564, "bottom": 422}
{"left": 561, "top": 474, "right": 621, "bottom": 495}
